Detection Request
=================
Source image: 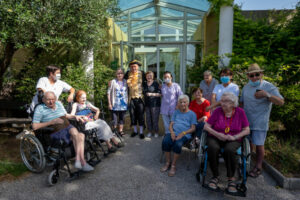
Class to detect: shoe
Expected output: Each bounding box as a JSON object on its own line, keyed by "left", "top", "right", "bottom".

{"left": 168, "top": 165, "right": 176, "bottom": 177}
{"left": 108, "top": 146, "right": 117, "bottom": 153}
{"left": 249, "top": 167, "right": 262, "bottom": 178}
{"left": 154, "top": 133, "right": 158, "bottom": 138}
{"left": 82, "top": 163, "right": 94, "bottom": 172}
{"left": 147, "top": 133, "right": 152, "bottom": 138}
{"left": 160, "top": 162, "right": 170, "bottom": 172}
{"left": 139, "top": 134, "right": 145, "bottom": 139}
{"left": 131, "top": 132, "right": 138, "bottom": 137}
{"left": 116, "top": 143, "right": 124, "bottom": 148}
{"left": 74, "top": 160, "right": 82, "bottom": 169}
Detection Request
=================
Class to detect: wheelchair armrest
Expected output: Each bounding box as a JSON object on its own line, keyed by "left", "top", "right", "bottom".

{"left": 68, "top": 118, "right": 86, "bottom": 132}
{"left": 34, "top": 127, "right": 55, "bottom": 135}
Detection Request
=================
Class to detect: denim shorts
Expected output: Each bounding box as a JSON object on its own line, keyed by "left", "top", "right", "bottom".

{"left": 50, "top": 125, "right": 74, "bottom": 144}
{"left": 249, "top": 130, "right": 267, "bottom": 146}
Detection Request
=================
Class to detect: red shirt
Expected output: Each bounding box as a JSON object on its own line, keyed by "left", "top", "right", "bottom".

{"left": 189, "top": 99, "right": 210, "bottom": 121}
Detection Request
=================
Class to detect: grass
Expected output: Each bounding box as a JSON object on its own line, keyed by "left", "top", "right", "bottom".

{"left": 265, "top": 133, "right": 300, "bottom": 178}
{"left": 0, "top": 160, "right": 28, "bottom": 177}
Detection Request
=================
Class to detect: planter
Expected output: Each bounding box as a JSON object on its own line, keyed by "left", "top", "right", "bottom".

{"left": 263, "top": 160, "right": 300, "bottom": 189}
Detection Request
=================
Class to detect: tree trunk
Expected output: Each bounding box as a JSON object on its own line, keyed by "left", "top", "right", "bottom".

{"left": 0, "top": 42, "right": 16, "bottom": 91}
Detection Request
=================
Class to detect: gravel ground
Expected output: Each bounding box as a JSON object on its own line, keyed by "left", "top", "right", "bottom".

{"left": 0, "top": 134, "right": 300, "bottom": 200}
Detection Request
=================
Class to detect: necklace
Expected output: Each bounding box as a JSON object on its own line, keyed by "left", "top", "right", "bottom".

{"left": 224, "top": 108, "right": 235, "bottom": 134}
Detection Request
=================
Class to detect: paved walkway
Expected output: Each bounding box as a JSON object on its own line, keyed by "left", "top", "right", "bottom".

{"left": 0, "top": 134, "right": 299, "bottom": 200}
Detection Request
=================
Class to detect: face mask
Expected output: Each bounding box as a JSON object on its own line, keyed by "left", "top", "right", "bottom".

{"left": 56, "top": 74, "right": 61, "bottom": 80}
{"left": 220, "top": 76, "right": 230, "bottom": 84}
{"left": 164, "top": 78, "right": 171, "bottom": 84}
{"left": 249, "top": 80, "right": 260, "bottom": 87}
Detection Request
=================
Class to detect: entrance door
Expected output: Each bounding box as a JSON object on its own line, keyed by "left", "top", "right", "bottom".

{"left": 134, "top": 44, "right": 183, "bottom": 87}
{"left": 157, "top": 45, "right": 182, "bottom": 85}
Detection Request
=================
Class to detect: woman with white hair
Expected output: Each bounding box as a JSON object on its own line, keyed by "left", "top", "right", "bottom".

{"left": 203, "top": 92, "right": 250, "bottom": 194}
{"left": 160, "top": 94, "right": 197, "bottom": 177}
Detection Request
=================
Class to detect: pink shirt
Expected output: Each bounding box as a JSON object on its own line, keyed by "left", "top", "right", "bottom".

{"left": 207, "top": 107, "right": 249, "bottom": 141}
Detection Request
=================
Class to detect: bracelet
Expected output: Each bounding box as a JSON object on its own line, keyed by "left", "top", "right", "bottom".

{"left": 183, "top": 131, "right": 187, "bottom": 135}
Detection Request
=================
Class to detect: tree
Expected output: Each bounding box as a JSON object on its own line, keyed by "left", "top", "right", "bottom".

{"left": 0, "top": 0, "right": 118, "bottom": 89}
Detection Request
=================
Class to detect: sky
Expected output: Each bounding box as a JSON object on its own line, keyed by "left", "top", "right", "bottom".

{"left": 234, "top": 0, "right": 299, "bottom": 10}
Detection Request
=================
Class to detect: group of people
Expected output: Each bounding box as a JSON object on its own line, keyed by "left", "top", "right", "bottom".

{"left": 28, "top": 61, "right": 284, "bottom": 195}
{"left": 160, "top": 64, "right": 284, "bottom": 195}
{"left": 29, "top": 65, "right": 124, "bottom": 173}
{"left": 108, "top": 59, "right": 183, "bottom": 140}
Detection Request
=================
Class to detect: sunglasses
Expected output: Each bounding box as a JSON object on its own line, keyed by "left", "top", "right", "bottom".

{"left": 249, "top": 73, "right": 260, "bottom": 78}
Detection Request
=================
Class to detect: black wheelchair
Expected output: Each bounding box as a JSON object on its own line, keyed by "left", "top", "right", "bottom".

{"left": 20, "top": 124, "right": 101, "bottom": 186}
{"left": 196, "top": 131, "right": 251, "bottom": 197}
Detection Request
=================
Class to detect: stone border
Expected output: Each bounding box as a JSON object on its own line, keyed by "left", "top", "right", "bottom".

{"left": 263, "top": 160, "right": 300, "bottom": 189}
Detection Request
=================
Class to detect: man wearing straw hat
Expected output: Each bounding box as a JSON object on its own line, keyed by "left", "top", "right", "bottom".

{"left": 240, "top": 63, "right": 284, "bottom": 178}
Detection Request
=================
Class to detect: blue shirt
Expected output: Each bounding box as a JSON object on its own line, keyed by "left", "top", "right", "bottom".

{"left": 171, "top": 109, "right": 197, "bottom": 140}
{"left": 240, "top": 80, "right": 283, "bottom": 131}
{"left": 33, "top": 101, "right": 66, "bottom": 123}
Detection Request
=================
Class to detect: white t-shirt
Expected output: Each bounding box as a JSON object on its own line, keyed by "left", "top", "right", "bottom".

{"left": 28, "top": 77, "right": 72, "bottom": 113}
{"left": 212, "top": 82, "right": 239, "bottom": 102}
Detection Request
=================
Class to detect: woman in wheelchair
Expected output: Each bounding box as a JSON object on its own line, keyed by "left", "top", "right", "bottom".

{"left": 32, "top": 91, "right": 94, "bottom": 172}
{"left": 203, "top": 92, "right": 250, "bottom": 194}
{"left": 71, "top": 90, "right": 123, "bottom": 153}
{"left": 160, "top": 95, "right": 197, "bottom": 177}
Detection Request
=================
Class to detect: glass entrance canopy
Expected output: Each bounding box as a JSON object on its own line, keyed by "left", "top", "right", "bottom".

{"left": 113, "top": 0, "right": 211, "bottom": 91}
{"left": 115, "top": 0, "right": 210, "bottom": 43}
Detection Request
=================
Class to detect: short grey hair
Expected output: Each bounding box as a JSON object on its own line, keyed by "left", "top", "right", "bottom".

{"left": 204, "top": 70, "right": 212, "bottom": 76}
{"left": 221, "top": 92, "right": 238, "bottom": 107}
{"left": 178, "top": 94, "right": 190, "bottom": 104}
{"left": 43, "top": 91, "right": 57, "bottom": 101}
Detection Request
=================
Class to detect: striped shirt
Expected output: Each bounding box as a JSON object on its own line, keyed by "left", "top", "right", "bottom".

{"left": 33, "top": 101, "right": 66, "bottom": 123}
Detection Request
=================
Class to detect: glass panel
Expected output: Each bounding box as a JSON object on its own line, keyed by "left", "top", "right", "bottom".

{"left": 160, "top": 0, "right": 210, "bottom": 11}
{"left": 114, "top": 21, "right": 128, "bottom": 42}
{"left": 158, "top": 20, "right": 183, "bottom": 41}
{"left": 134, "top": 46, "right": 157, "bottom": 74}
{"left": 131, "top": 7, "right": 155, "bottom": 19}
{"left": 131, "top": 20, "right": 156, "bottom": 41}
{"left": 187, "top": 19, "right": 202, "bottom": 41}
{"left": 187, "top": 13, "right": 201, "bottom": 17}
{"left": 159, "top": 46, "right": 180, "bottom": 84}
{"left": 119, "top": 0, "right": 152, "bottom": 11}
{"left": 160, "top": 7, "right": 184, "bottom": 17}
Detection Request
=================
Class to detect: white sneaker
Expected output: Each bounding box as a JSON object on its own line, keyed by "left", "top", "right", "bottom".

{"left": 74, "top": 160, "right": 82, "bottom": 169}
{"left": 82, "top": 163, "right": 94, "bottom": 172}
{"left": 147, "top": 133, "right": 152, "bottom": 138}
{"left": 154, "top": 133, "right": 159, "bottom": 138}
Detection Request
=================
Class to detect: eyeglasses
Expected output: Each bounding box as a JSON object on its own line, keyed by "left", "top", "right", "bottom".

{"left": 249, "top": 73, "right": 260, "bottom": 78}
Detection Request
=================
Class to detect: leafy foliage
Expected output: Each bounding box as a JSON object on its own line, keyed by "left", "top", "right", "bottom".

{"left": 188, "top": 5, "right": 300, "bottom": 138}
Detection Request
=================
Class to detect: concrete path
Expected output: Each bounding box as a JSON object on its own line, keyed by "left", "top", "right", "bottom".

{"left": 0, "top": 135, "right": 299, "bottom": 200}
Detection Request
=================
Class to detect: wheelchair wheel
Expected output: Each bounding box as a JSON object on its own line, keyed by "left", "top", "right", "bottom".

{"left": 48, "top": 170, "right": 59, "bottom": 186}
{"left": 198, "top": 131, "right": 207, "bottom": 164}
{"left": 243, "top": 137, "right": 251, "bottom": 173}
{"left": 20, "top": 134, "right": 46, "bottom": 173}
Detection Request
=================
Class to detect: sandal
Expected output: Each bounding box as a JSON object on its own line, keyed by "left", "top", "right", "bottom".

{"left": 119, "top": 131, "right": 125, "bottom": 136}
{"left": 168, "top": 165, "right": 176, "bottom": 177}
{"left": 249, "top": 167, "right": 262, "bottom": 178}
{"left": 207, "top": 177, "right": 219, "bottom": 190}
{"left": 160, "top": 162, "right": 170, "bottom": 172}
{"left": 226, "top": 180, "right": 237, "bottom": 193}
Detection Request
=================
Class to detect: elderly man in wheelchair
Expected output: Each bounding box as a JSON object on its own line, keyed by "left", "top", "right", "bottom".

{"left": 200, "top": 92, "right": 250, "bottom": 196}
{"left": 32, "top": 91, "right": 94, "bottom": 172}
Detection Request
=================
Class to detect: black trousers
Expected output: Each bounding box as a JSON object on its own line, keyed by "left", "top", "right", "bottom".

{"left": 207, "top": 136, "right": 241, "bottom": 178}
{"left": 129, "top": 98, "right": 145, "bottom": 127}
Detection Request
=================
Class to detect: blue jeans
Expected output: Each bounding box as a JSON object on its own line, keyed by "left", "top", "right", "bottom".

{"left": 162, "top": 134, "right": 189, "bottom": 154}
{"left": 162, "top": 114, "right": 172, "bottom": 134}
{"left": 196, "top": 121, "right": 205, "bottom": 138}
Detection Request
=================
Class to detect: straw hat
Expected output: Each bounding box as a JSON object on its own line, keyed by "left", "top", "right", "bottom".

{"left": 129, "top": 59, "right": 142, "bottom": 66}
{"left": 247, "top": 63, "right": 264, "bottom": 74}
